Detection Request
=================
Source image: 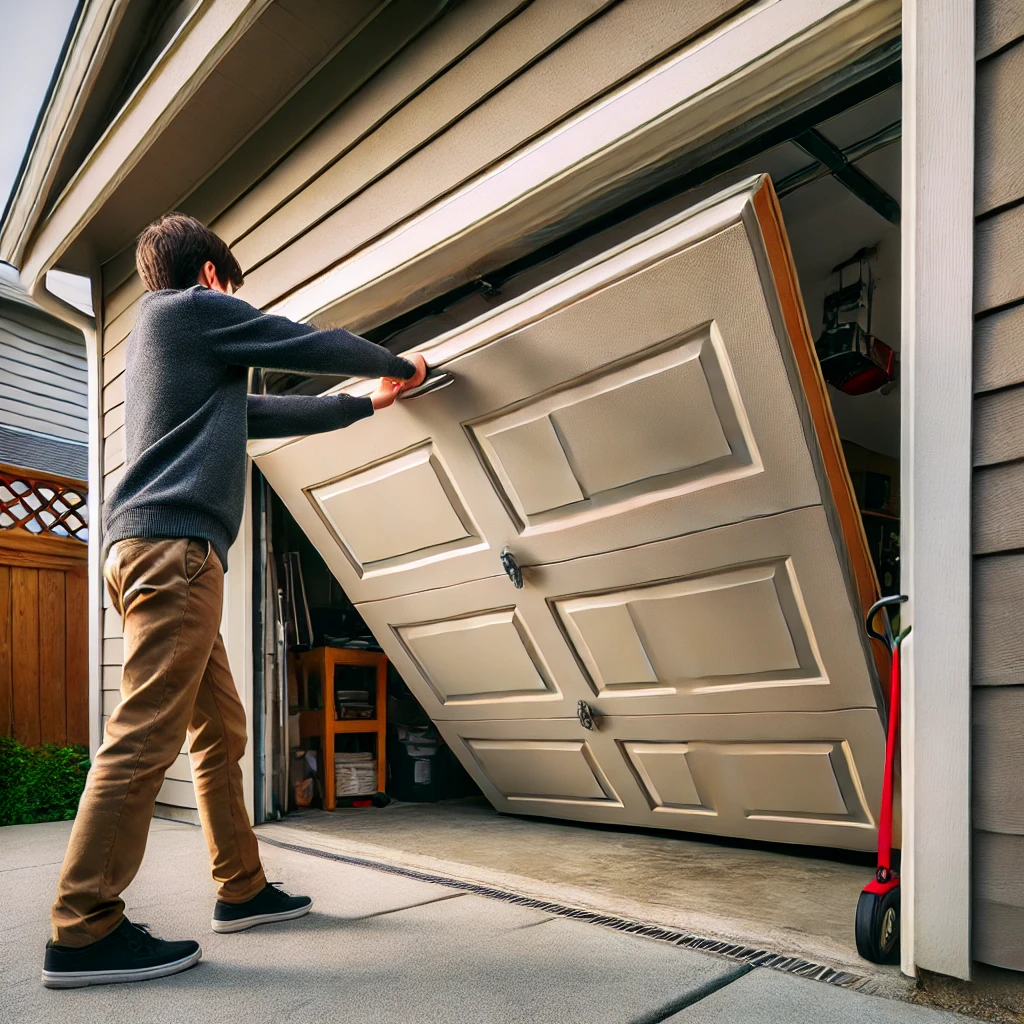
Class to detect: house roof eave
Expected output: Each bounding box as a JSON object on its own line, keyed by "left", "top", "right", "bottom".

{"left": 0, "top": 0, "right": 124, "bottom": 270}
{"left": 14, "top": 0, "right": 274, "bottom": 298}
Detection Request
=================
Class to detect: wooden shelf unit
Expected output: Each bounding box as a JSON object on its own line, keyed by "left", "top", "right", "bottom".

{"left": 293, "top": 647, "right": 387, "bottom": 810}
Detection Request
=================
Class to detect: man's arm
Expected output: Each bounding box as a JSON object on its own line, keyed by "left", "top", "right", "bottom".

{"left": 247, "top": 393, "right": 374, "bottom": 439}
{"left": 195, "top": 287, "right": 416, "bottom": 380}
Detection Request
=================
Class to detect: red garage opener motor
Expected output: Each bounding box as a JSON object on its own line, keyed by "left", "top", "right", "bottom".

{"left": 816, "top": 247, "right": 898, "bottom": 397}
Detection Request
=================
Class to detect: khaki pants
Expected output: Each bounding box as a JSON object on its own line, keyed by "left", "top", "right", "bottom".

{"left": 51, "top": 537, "right": 266, "bottom": 946}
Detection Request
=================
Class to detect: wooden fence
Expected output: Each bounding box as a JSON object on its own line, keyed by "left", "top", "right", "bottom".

{"left": 0, "top": 464, "right": 89, "bottom": 747}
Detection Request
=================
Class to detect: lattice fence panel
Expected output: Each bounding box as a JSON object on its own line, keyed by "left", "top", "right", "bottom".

{"left": 0, "top": 469, "right": 87, "bottom": 542}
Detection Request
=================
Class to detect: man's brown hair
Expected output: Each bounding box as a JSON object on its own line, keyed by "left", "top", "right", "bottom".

{"left": 135, "top": 213, "right": 244, "bottom": 292}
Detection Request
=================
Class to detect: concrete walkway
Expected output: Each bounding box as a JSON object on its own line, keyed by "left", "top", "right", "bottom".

{"left": 1, "top": 820, "right": 974, "bottom": 1024}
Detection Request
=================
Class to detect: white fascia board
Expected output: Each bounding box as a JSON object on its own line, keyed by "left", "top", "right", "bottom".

{"left": 19, "top": 0, "right": 274, "bottom": 292}
{"left": 0, "top": 0, "right": 124, "bottom": 268}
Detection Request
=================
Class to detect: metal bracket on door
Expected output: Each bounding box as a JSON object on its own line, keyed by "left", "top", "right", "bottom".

{"left": 399, "top": 369, "right": 454, "bottom": 400}
{"left": 577, "top": 700, "right": 597, "bottom": 731}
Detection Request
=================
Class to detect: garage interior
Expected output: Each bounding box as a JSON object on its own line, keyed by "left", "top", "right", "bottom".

{"left": 250, "top": 71, "right": 904, "bottom": 978}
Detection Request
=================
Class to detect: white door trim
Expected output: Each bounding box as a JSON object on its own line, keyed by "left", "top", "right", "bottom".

{"left": 899, "top": 0, "right": 975, "bottom": 981}
{"left": 221, "top": 463, "right": 256, "bottom": 824}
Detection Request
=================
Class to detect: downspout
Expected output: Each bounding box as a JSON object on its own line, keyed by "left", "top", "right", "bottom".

{"left": 27, "top": 268, "right": 104, "bottom": 757}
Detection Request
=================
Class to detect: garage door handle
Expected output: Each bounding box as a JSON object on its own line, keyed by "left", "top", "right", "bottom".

{"left": 399, "top": 369, "right": 454, "bottom": 400}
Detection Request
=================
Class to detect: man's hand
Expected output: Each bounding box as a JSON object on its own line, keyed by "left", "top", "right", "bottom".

{"left": 372, "top": 353, "right": 427, "bottom": 410}
{"left": 371, "top": 378, "right": 402, "bottom": 410}
{"left": 392, "top": 352, "right": 427, "bottom": 392}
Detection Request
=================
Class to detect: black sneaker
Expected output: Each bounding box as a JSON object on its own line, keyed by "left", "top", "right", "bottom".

{"left": 42, "top": 918, "right": 201, "bottom": 989}
{"left": 211, "top": 882, "right": 312, "bottom": 933}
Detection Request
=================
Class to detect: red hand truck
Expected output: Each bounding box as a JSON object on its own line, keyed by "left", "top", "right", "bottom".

{"left": 855, "top": 594, "right": 910, "bottom": 965}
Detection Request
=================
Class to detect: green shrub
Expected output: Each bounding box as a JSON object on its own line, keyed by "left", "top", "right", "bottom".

{"left": 0, "top": 737, "right": 90, "bottom": 826}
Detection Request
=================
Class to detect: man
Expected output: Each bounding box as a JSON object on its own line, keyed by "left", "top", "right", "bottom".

{"left": 42, "top": 213, "right": 427, "bottom": 989}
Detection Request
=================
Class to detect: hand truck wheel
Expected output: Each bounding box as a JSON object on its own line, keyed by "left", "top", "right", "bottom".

{"left": 855, "top": 883, "right": 900, "bottom": 965}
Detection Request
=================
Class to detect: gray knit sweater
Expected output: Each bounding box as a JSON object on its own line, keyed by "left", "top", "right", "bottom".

{"left": 103, "top": 285, "right": 415, "bottom": 570}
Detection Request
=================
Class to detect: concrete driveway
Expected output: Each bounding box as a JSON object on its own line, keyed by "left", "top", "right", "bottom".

{"left": 1, "top": 819, "right": 976, "bottom": 1023}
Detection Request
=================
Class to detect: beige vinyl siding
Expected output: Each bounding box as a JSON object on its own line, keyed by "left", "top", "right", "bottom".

{"left": 971, "top": 2, "right": 1024, "bottom": 973}
{"left": 977, "top": 0, "right": 1024, "bottom": 61}
{"left": 228, "top": 0, "right": 747, "bottom": 311}
{"left": 97, "top": 0, "right": 454, "bottom": 303}
{"left": 94, "top": 0, "right": 750, "bottom": 815}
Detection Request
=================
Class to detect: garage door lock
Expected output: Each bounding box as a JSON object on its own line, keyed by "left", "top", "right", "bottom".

{"left": 500, "top": 547, "right": 524, "bottom": 589}
{"left": 577, "top": 700, "right": 597, "bottom": 731}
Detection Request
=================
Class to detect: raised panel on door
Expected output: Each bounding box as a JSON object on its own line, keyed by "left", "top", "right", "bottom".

{"left": 435, "top": 709, "right": 883, "bottom": 851}
{"left": 357, "top": 573, "right": 585, "bottom": 722}
{"left": 358, "top": 506, "right": 881, "bottom": 722}
{"left": 252, "top": 175, "right": 872, "bottom": 611}
{"left": 542, "top": 504, "right": 881, "bottom": 718}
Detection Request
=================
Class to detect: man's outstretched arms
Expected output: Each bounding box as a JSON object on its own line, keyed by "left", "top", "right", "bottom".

{"left": 195, "top": 286, "right": 417, "bottom": 380}
{"left": 246, "top": 393, "right": 374, "bottom": 439}
{"left": 247, "top": 374, "right": 415, "bottom": 438}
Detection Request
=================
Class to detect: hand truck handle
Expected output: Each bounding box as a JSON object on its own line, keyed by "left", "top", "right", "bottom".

{"left": 865, "top": 594, "right": 908, "bottom": 653}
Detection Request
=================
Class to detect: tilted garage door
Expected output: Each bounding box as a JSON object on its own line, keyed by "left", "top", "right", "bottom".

{"left": 252, "top": 176, "right": 887, "bottom": 851}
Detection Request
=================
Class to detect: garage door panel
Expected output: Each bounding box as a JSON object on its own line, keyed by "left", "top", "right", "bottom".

{"left": 253, "top": 178, "right": 829, "bottom": 604}
{"left": 621, "top": 741, "right": 710, "bottom": 816}
{"left": 558, "top": 562, "right": 809, "bottom": 694}
{"left": 434, "top": 204, "right": 823, "bottom": 556}
{"left": 468, "top": 321, "right": 757, "bottom": 532}
{"left": 437, "top": 710, "right": 882, "bottom": 851}
{"left": 358, "top": 575, "right": 585, "bottom": 720}
{"left": 541, "top": 505, "right": 876, "bottom": 715}
{"left": 396, "top": 608, "right": 557, "bottom": 705}
{"left": 257, "top": 177, "right": 885, "bottom": 850}
{"left": 359, "top": 506, "right": 878, "bottom": 722}
{"left": 308, "top": 442, "right": 483, "bottom": 576}
{"left": 677, "top": 741, "right": 865, "bottom": 823}
{"left": 464, "top": 738, "right": 621, "bottom": 806}
{"left": 257, "top": 415, "right": 501, "bottom": 603}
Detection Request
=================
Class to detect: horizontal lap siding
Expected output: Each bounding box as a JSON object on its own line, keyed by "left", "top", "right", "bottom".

{"left": 0, "top": 308, "right": 87, "bottom": 445}
{"left": 218, "top": 0, "right": 577, "bottom": 264}
{"left": 972, "top": 4, "right": 1024, "bottom": 972}
{"left": 232, "top": 0, "right": 747, "bottom": 311}
{"left": 977, "top": 0, "right": 1024, "bottom": 60}
{"left": 93, "top": 0, "right": 746, "bottom": 817}
{"left": 90, "top": 0, "right": 385, "bottom": 261}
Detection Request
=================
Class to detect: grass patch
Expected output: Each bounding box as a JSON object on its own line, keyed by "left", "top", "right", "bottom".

{"left": 0, "top": 737, "right": 90, "bottom": 826}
